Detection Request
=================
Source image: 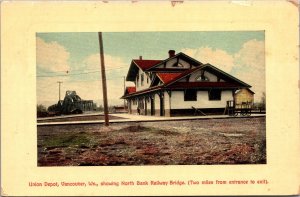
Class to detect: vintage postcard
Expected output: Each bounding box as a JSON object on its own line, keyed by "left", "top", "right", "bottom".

{"left": 36, "top": 31, "right": 266, "bottom": 166}
{"left": 1, "top": 1, "right": 299, "bottom": 196}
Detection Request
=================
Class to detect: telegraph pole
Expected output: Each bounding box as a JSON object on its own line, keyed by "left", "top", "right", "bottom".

{"left": 123, "top": 76, "right": 126, "bottom": 108}
{"left": 57, "top": 81, "right": 63, "bottom": 101}
{"left": 98, "top": 32, "right": 109, "bottom": 126}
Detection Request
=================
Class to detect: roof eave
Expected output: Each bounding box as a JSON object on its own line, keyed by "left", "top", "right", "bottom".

{"left": 206, "top": 63, "right": 252, "bottom": 88}
{"left": 121, "top": 86, "right": 162, "bottom": 99}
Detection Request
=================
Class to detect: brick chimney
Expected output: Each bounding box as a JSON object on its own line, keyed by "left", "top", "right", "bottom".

{"left": 139, "top": 56, "right": 142, "bottom": 60}
{"left": 168, "top": 50, "right": 175, "bottom": 58}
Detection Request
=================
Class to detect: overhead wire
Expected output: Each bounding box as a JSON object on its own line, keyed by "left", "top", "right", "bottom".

{"left": 36, "top": 66, "right": 127, "bottom": 78}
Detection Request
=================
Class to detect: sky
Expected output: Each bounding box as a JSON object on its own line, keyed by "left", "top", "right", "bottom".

{"left": 36, "top": 31, "right": 265, "bottom": 107}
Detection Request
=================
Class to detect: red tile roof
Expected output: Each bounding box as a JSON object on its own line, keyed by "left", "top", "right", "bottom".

{"left": 163, "top": 66, "right": 203, "bottom": 86}
{"left": 167, "top": 82, "right": 241, "bottom": 89}
{"left": 126, "top": 87, "right": 136, "bottom": 94}
{"left": 157, "top": 73, "right": 183, "bottom": 83}
{"left": 133, "top": 60, "right": 162, "bottom": 71}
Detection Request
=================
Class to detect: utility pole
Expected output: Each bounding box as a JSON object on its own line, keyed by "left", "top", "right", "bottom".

{"left": 57, "top": 81, "right": 63, "bottom": 101}
{"left": 98, "top": 32, "right": 109, "bottom": 126}
{"left": 123, "top": 76, "right": 126, "bottom": 109}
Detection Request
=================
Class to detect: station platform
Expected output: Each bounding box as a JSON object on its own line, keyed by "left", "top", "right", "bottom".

{"left": 37, "top": 113, "right": 265, "bottom": 126}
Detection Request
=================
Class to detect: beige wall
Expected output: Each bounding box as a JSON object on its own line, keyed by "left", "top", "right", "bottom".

{"left": 154, "top": 93, "right": 160, "bottom": 116}
{"left": 145, "top": 97, "right": 151, "bottom": 115}
{"left": 164, "top": 91, "right": 171, "bottom": 117}
{"left": 131, "top": 99, "right": 138, "bottom": 114}
{"left": 136, "top": 69, "right": 151, "bottom": 91}
{"left": 171, "top": 90, "right": 232, "bottom": 109}
{"left": 157, "top": 57, "right": 195, "bottom": 69}
{"left": 234, "top": 89, "right": 254, "bottom": 105}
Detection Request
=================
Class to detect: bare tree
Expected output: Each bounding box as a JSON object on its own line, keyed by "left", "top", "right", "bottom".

{"left": 261, "top": 92, "right": 266, "bottom": 109}
{"left": 37, "top": 104, "right": 47, "bottom": 113}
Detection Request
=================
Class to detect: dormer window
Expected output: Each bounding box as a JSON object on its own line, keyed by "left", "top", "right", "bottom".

{"left": 136, "top": 75, "right": 139, "bottom": 87}
{"left": 196, "top": 75, "right": 209, "bottom": 81}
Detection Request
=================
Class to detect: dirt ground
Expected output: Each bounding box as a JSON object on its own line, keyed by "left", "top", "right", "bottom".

{"left": 37, "top": 117, "right": 266, "bottom": 166}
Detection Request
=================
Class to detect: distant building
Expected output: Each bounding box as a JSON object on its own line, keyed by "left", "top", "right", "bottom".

{"left": 121, "top": 50, "right": 254, "bottom": 116}
{"left": 113, "top": 106, "right": 128, "bottom": 113}
{"left": 234, "top": 88, "right": 255, "bottom": 105}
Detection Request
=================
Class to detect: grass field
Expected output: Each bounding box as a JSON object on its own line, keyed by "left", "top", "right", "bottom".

{"left": 37, "top": 117, "right": 266, "bottom": 166}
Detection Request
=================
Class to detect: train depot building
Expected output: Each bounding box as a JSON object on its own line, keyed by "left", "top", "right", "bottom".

{"left": 121, "top": 50, "right": 254, "bottom": 116}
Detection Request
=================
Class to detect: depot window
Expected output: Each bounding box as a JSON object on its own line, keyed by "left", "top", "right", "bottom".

{"left": 209, "top": 89, "right": 221, "bottom": 100}
{"left": 184, "top": 89, "right": 197, "bottom": 101}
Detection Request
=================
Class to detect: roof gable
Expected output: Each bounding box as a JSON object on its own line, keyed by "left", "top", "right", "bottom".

{"left": 203, "top": 63, "right": 251, "bottom": 87}
{"left": 126, "top": 60, "right": 162, "bottom": 81}
{"left": 157, "top": 73, "right": 182, "bottom": 84}
{"left": 235, "top": 88, "right": 255, "bottom": 94}
{"left": 162, "top": 64, "right": 251, "bottom": 88}
{"left": 163, "top": 66, "right": 205, "bottom": 86}
{"left": 143, "top": 67, "right": 201, "bottom": 89}
{"left": 146, "top": 52, "right": 203, "bottom": 71}
{"left": 133, "top": 60, "right": 162, "bottom": 70}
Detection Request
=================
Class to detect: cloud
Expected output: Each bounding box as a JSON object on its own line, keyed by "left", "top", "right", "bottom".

{"left": 37, "top": 53, "right": 129, "bottom": 107}
{"left": 37, "top": 76, "right": 103, "bottom": 107}
{"left": 233, "top": 39, "right": 265, "bottom": 100}
{"left": 233, "top": 66, "right": 265, "bottom": 101}
{"left": 182, "top": 47, "right": 235, "bottom": 72}
{"left": 182, "top": 39, "right": 265, "bottom": 101}
{"left": 36, "top": 37, "right": 70, "bottom": 72}
{"left": 78, "top": 53, "right": 128, "bottom": 82}
{"left": 234, "top": 39, "right": 265, "bottom": 71}
{"left": 37, "top": 76, "right": 68, "bottom": 107}
{"left": 82, "top": 53, "right": 127, "bottom": 71}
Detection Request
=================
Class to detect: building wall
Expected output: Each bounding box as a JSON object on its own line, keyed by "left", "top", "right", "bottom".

{"left": 154, "top": 93, "right": 161, "bottom": 116}
{"left": 128, "top": 90, "right": 233, "bottom": 116}
{"left": 126, "top": 99, "right": 131, "bottom": 114}
{"left": 131, "top": 99, "right": 138, "bottom": 114}
{"left": 189, "top": 70, "right": 218, "bottom": 82}
{"left": 139, "top": 97, "right": 146, "bottom": 115}
{"left": 234, "top": 89, "right": 254, "bottom": 105}
{"left": 170, "top": 90, "right": 233, "bottom": 109}
{"left": 156, "top": 58, "right": 193, "bottom": 69}
{"left": 136, "top": 69, "right": 151, "bottom": 92}
{"left": 145, "top": 97, "right": 151, "bottom": 116}
{"left": 164, "top": 91, "right": 171, "bottom": 117}
{"left": 178, "top": 70, "right": 220, "bottom": 82}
